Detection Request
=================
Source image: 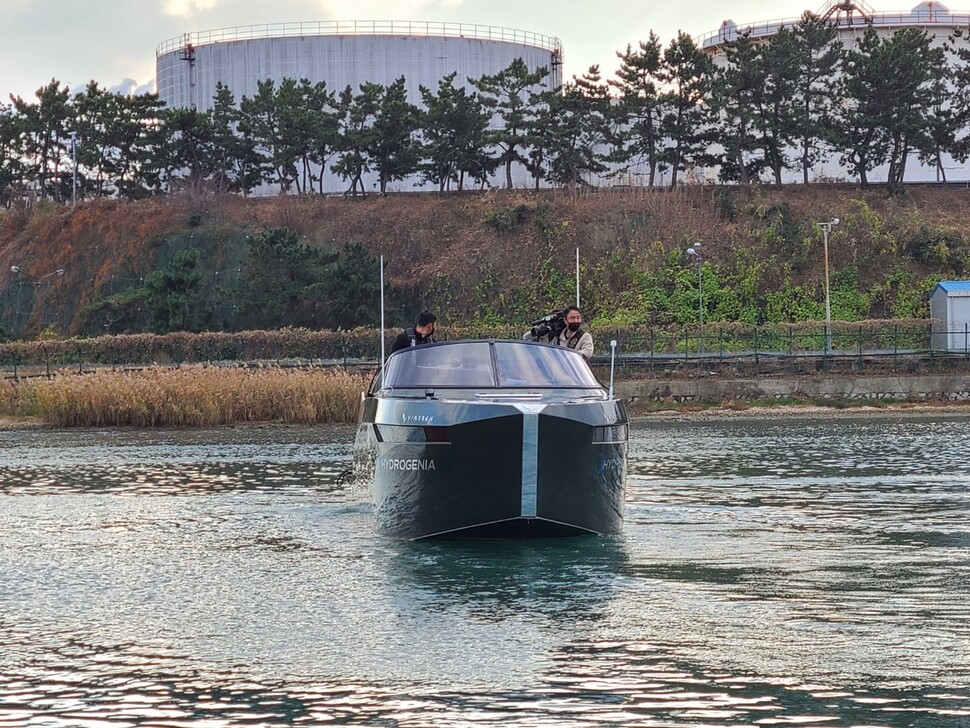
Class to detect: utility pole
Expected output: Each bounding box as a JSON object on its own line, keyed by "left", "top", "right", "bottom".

{"left": 69, "top": 131, "right": 78, "bottom": 206}
{"left": 686, "top": 243, "right": 704, "bottom": 353}
{"left": 817, "top": 218, "right": 840, "bottom": 355}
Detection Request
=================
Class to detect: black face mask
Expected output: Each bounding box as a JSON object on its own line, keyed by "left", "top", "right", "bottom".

{"left": 567, "top": 322, "right": 580, "bottom": 333}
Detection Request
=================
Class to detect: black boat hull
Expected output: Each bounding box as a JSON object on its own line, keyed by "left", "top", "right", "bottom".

{"left": 356, "top": 397, "right": 627, "bottom": 539}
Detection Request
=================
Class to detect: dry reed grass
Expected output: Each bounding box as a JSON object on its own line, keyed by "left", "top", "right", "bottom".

{"left": 2, "top": 366, "right": 370, "bottom": 427}
{"left": 0, "top": 378, "right": 34, "bottom": 418}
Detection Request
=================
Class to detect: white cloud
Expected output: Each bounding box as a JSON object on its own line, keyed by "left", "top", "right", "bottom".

{"left": 317, "top": 0, "right": 464, "bottom": 18}
{"left": 66, "top": 79, "right": 154, "bottom": 98}
{"left": 163, "top": 0, "right": 220, "bottom": 17}
{"left": 109, "top": 79, "right": 139, "bottom": 95}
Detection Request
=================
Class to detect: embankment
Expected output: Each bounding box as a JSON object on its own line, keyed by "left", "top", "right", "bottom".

{"left": 618, "top": 372, "right": 970, "bottom": 410}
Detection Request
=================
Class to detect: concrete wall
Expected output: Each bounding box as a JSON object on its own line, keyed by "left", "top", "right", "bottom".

{"left": 617, "top": 374, "right": 970, "bottom": 405}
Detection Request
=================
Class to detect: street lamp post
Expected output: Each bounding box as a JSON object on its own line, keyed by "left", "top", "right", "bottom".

{"left": 69, "top": 131, "right": 78, "bottom": 206}
{"left": 686, "top": 242, "right": 704, "bottom": 353}
{"left": 11, "top": 265, "right": 65, "bottom": 286}
{"left": 816, "top": 217, "right": 840, "bottom": 355}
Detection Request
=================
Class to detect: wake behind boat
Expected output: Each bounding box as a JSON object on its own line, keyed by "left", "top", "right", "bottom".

{"left": 353, "top": 339, "right": 628, "bottom": 539}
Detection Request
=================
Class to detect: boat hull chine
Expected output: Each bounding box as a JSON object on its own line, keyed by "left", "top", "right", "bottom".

{"left": 428, "top": 517, "right": 598, "bottom": 540}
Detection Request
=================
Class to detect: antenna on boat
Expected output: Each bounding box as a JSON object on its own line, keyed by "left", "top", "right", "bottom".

{"left": 575, "top": 247, "right": 580, "bottom": 306}
{"left": 608, "top": 339, "right": 618, "bottom": 399}
{"left": 379, "top": 254, "right": 386, "bottom": 382}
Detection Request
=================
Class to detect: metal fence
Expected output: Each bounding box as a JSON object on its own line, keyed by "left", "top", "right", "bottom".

{"left": 588, "top": 323, "right": 970, "bottom": 377}
{"left": 3, "top": 322, "right": 970, "bottom": 379}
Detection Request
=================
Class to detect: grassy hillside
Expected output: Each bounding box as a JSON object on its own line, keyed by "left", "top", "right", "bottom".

{"left": 2, "top": 185, "right": 969, "bottom": 338}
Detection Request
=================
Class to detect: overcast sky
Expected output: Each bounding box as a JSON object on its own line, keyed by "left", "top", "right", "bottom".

{"left": 0, "top": 1, "right": 954, "bottom": 102}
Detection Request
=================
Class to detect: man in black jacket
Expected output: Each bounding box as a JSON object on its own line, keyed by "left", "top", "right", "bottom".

{"left": 391, "top": 311, "right": 437, "bottom": 353}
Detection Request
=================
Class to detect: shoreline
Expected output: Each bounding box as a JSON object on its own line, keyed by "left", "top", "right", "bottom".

{"left": 628, "top": 401, "right": 970, "bottom": 421}
{"left": 3, "top": 401, "right": 968, "bottom": 431}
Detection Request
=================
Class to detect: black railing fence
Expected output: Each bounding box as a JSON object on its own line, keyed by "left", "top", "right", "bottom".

{"left": 587, "top": 322, "right": 970, "bottom": 377}
{"left": 605, "top": 322, "right": 968, "bottom": 358}
{"left": 1, "top": 321, "right": 969, "bottom": 379}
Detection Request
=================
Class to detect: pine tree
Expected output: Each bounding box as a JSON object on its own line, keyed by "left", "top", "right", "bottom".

{"left": 370, "top": 77, "right": 420, "bottom": 194}
{"left": 610, "top": 35, "right": 665, "bottom": 186}
{"left": 789, "top": 13, "right": 841, "bottom": 183}
{"left": 709, "top": 31, "right": 766, "bottom": 185}
{"left": 332, "top": 83, "right": 381, "bottom": 197}
{"left": 542, "top": 66, "right": 611, "bottom": 187}
{"left": 419, "top": 72, "right": 491, "bottom": 192}
{"left": 658, "top": 33, "right": 714, "bottom": 187}
{"left": 470, "top": 58, "right": 550, "bottom": 189}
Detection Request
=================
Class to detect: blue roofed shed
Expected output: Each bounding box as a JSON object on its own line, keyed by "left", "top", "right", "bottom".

{"left": 929, "top": 281, "right": 970, "bottom": 351}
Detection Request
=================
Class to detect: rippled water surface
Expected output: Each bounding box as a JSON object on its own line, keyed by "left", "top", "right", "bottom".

{"left": 1, "top": 416, "right": 968, "bottom": 727}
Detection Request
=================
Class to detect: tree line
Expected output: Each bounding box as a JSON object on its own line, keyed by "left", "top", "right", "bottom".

{"left": 4, "top": 12, "right": 970, "bottom": 205}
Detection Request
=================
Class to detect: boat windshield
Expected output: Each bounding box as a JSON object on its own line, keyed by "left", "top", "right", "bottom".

{"left": 381, "top": 341, "right": 601, "bottom": 389}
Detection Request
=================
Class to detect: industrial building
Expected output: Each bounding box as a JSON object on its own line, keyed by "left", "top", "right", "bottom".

{"left": 155, "top": 4, "right": 970, "bottom": 189}
{"left": 700, "top": 0, "right": 968, "bottom": 50}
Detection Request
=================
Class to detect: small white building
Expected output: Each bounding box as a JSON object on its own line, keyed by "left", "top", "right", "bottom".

{"left": 929, "top": 280, "right": 970, "bottom": 351}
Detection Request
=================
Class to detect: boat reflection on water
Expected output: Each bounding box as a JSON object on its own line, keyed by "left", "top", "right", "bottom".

{"left": 354, "top": 340, "right": 629, "bottom": 540}
{"left": 387, "top": 536, "right": 631, "bottom": 624}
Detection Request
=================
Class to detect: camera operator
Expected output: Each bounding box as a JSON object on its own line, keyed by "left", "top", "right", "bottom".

{"left": 552, "top": 305, "right": 593, "bottom": 360}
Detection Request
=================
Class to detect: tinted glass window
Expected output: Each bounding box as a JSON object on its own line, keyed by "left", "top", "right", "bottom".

{"left": 384, "top": 342, "right": 495, "bottom": 387}
{"left": 381, "top": 341, "right": 601, "bottom": 389}
{"left": 493, "top": 342, "right": 600, "bottom": 387}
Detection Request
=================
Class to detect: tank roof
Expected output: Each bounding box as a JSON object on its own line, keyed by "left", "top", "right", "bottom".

{"left": 699, "top": 2, "right": 970, "bottom": 49}
{"left": 157, "top": 20, "right": 562, "bottom": 58}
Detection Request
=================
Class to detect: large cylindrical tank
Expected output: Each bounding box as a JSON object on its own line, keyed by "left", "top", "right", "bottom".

{"left": 700, "top": 2, "right": 970, "bottom": 54}
{"left": 156, "top": 21, "right": 563, "bottom": 112}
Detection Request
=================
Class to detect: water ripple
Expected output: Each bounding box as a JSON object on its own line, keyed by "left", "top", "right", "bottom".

{"left": 0, "top": 417, "right": 968, "bottom": 725}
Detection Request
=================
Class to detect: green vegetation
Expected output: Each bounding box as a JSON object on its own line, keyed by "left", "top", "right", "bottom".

{"left": 4, "top": 13, "right": 970, "bottom": 202}
{"left": 3, "top": 186, "right": 969, "bottom": 340}
{"left": 144, "top": 249, "right": 213, "bottom": 333}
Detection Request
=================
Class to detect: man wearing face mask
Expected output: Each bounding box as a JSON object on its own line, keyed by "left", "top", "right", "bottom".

{"left": 553, "top": 305, "right": 593, "bottom": 360}
{"left": 391, "top": 310, "right": 437, "bottom": 353}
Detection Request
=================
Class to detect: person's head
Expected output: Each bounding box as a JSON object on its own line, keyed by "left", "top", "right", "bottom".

{"left": 416, "top": 310, "right": 437, "bottom": 336}
{"left": 562, "top": 306, "right": 582, "bottom": 332}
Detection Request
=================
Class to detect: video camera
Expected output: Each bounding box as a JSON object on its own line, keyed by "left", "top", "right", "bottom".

{"left": 523, "top": 309, "right": 566, "bottom": 342}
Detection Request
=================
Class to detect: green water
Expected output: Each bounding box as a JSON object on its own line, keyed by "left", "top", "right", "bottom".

{"left": 0, "top": 416, "right": 967, "bottom": 726}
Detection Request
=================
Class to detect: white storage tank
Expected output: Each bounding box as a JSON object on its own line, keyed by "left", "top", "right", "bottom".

{"left": 930, "top": 280, "right": 970, "bottom": 351}
{"left": 156, "top": 21, "right": 563, "bottom": 112}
